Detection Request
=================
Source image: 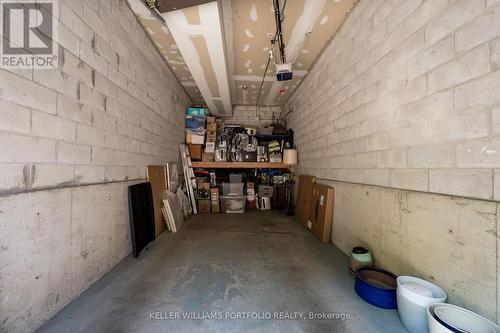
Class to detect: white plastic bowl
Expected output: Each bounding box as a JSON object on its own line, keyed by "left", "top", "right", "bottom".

{"left": 397, "top": 276, "right": 447, "bottom": 333}
{"left": 427, "top": 303, "right": 500, "bottom": 333}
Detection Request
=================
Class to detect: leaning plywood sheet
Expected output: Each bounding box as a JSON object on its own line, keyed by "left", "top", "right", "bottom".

{"left": 147, "top": 165, "right": 168, "bottom": 237}
{"left": 164, "top": 191, "right": 184, "bottom": 232}
{"left": 166, "top": 162, "right": 179, "bottom": 191}
{"left": 161, "top": 206, "right": 173, "bottom": 232}
{"left": 162, "top": 200, "right": 177, "bottom": 233}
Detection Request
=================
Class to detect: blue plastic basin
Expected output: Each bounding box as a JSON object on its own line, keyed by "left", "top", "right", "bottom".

{"left": 355, "top": 267, "right": 398, "bottom": 309}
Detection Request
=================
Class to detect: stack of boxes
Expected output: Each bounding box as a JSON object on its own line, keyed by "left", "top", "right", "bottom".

{"left": 196, "top": 182, "right": 211, "bottom": 214}
{"left": 185, "top": 108, "right": 218, "bottom": 163}
{"left": 195, "top": 179, "right": 221, "bottom": 214}
{"left": 186, "top": 107, "right": 206, "bottom": 161}
{"left": 210, "top": 187, "right": 220, "bottom": 213}
{"left": 203, "top": 117, "right": 216, "bottom": 162}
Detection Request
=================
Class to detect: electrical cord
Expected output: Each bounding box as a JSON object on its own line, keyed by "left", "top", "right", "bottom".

{"left": 255, "top": 54, "right": 272, "bottom": 110}
{"left": 255, "top": 0, "right": 287, "bottom": 111}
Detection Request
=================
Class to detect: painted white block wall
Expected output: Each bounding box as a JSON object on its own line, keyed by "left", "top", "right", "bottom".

{"left": 286, "top": 0, "right": 500, "bottom": 322}
{"left": 0, "top": 0, "right": 190, "bottom": 331}
{"left": 287, "top": 0, "right": 500, "bottom": 201}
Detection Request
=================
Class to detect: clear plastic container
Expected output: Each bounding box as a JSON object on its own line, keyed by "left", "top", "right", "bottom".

{"left": 222, "top": 182, "right": 244, "bottom": 195}
{"left": 229, "top": 173, "right": 243, "bottom": 183}
{"left": 221, "top": 194, "right": 246, "bottom": 213}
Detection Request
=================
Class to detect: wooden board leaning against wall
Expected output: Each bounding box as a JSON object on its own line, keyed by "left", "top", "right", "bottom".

{"left": 147, "top": 165, "right": 168, "bottom": 237}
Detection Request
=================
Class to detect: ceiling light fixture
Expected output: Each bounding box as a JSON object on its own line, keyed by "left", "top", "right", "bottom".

{"left": 272, "top": 0, "right": 293, "bottom": 82}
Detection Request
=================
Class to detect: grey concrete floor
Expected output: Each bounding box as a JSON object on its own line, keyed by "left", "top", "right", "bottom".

{"left": 37, "top": 211, "right": 407, "bottom": 333}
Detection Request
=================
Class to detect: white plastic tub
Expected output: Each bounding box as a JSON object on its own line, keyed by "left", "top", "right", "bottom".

{"left": 221, "top": 194, "right": 246, "bottom": 213}
{"left": 397, "top": 276, "right": 447, "bottom": 333}
{"left": 427, "top": 303, "right": 500, "bottom": 333}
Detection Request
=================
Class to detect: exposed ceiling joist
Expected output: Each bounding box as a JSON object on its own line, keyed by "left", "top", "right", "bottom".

{"left": 163, "top": 2, "right": 232, "bottom": 115}
{"left": 129, "top": 0, "right": 357, "bottom": 110}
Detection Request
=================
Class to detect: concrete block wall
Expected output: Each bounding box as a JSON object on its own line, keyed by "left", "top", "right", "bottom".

{"left": 0, "top": 0, "right": 189, "bottom": 195}
{"left": 286, "top": 0, "right": 500, "bottom": 201}
{"left": 0, "top": 0, "right": 190, "bottom": 331}
{"left": 285, "top": 0, "right": 500, "bottom": 322}
{"left": 222, "top": 105, "right": 282, "bottom": 127}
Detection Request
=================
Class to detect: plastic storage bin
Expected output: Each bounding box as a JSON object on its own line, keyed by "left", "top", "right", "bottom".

{"left": 221, "top": 194, "right": 246, "bottom": 213}
{"left": 186, "top": 107, "right": 206, "bottom": 116}
{"left": 185, "top": 115, "right": 206, "bottom": 129}
{"left": 229, "top": 173, "right": 243, "bottom": 183}
{"left": 397, "top": 276, "right": 447, "bottom": 333}
{"left": 222, "top": 182, "right": 244, "bottom": 195}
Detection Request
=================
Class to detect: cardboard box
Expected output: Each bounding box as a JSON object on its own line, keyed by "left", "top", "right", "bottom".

{"left": 198, "top": 182, "right": 210, "bottom": 190}
{"left": 207, "top": 116, "right": 216, "bottom": 123}
{"left": 197, "top": 199, "right": 211, "bottom": 213}
{"left": 307, "top": 183, "right": 334, "bottom": 243}
{"left": 211, "top": 188, "right": 220, "bottom": 213}
{"left": 196, "top": 182, "right": 210, "bottom": 199}
{"left": 296, "top": 175, "right": 316, "bottom": 228}
{"left": 207, "top": 122, "right": 217, "bottom": 131}
{"left": 206, "top": 130, "right": 216, "bottom": 142}
{"left": 269, "top": 154, "right": 282, "bottom": 163}
{"left": 187, "top": 144, "right": 202, "bottom": 160}
{"left": 195, "top": 183, "right": 210, "bottom": 200}
{"left": 186, "top": 130, "right": 205, "bottom": 145}
{"left": 205, "top": 142, "right": 215, "bottom": 153}
{"left": 202, "top": 152, "right": 214, "bottom": 162}
{"left": 187, "top": 144, "right": 203, "bottom": 161}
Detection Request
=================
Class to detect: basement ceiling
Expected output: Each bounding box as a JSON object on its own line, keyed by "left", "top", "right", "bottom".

{"left": 128, "top": 0, "right": 357, "bottom": 115}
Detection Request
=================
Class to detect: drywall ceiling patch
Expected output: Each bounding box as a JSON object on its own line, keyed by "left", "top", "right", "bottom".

{"left": 191, "top": 35, "right": 221, "bottom": 97}
{"left": 130, "top": 0, "right": 357, "bottom": 107}
{"left": 250, "top": 3, "right": 258, "bottom": 21}
{"left": 164, "top": 1, "right": 232, "bottom": 114}
{"left": 183, "top": 6, "right": 201, "bottom": 25}
{"left": 244, "top": 29, "right": 254, "bottom": 38}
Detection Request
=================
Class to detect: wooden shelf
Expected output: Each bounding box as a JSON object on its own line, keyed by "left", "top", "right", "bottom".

{"left": 191, "top": 161, "right": 289, "bottom": 169}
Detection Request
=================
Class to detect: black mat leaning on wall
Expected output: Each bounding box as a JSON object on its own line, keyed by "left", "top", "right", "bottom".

{"left": 128, "top": 182, "right": 156, "bottom": 258}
